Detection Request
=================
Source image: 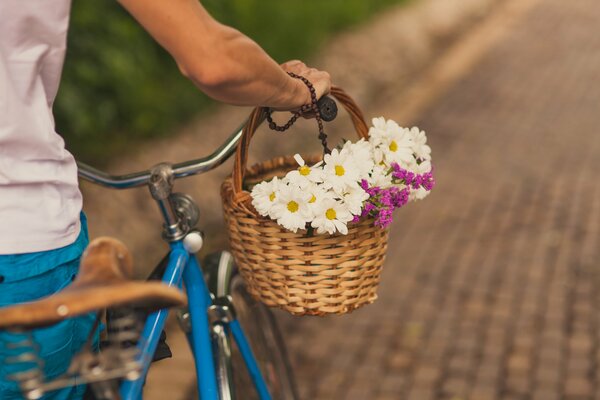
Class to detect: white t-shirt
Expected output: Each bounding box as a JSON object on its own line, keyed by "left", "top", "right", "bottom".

{"left": 0, "top": 0, "right": 82, "bottom": 254}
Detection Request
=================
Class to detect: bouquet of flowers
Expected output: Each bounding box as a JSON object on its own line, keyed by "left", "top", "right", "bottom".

{"left": 250, "top": 117, "right": 435, "bottom": 234}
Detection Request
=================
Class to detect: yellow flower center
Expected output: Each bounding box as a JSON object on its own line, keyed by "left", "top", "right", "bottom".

{"left": 309, "top": 195, "right": 316, "bottom": 203}
{"left": 334, "top": 165, "right": 345, "bottom": 176}
{"left": 325, "top": 208, "right": 337, "bottom": 220}
{"left": 299, "top": 165, "right": 311, "bottom": 176}
{"left": 269, "top": 192, "right": 276, "bottom": 202}
{"left": 389, "top": 140, "right": 398, "bottom": 152}
{"left": 287, "top": 201, "right": 299, "bottom": 213}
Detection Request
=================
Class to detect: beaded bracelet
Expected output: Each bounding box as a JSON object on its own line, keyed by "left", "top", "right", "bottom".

{"left": 265, "top": 72, "right": 330, "bottom": 154}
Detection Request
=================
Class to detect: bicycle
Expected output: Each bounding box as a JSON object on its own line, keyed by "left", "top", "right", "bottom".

{"left": 0, "top": 97, "right": 338, "bottom": 400}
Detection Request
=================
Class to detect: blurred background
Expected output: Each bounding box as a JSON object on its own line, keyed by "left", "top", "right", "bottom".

{"left": 58, "top": 0, "right": 406, "bottom": 164}
{"left": 66, "top": 0, "right": 599, "bottom": 399}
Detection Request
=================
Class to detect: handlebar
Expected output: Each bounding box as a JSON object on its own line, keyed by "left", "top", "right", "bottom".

{"left": 77, "top": 96, "right": 338, "bottom": 189}
{"left": 77, "top": 120, "right": 247, "bottom": 189}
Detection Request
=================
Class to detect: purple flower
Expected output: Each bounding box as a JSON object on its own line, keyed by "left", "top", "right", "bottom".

{"left": 359, "top": 163, "right": 435, "bottom": 229}
{"left": 366, "top": 185, "right": 381, "bottom": 196}
{"left": 375, "top": 207, "right": 394, "bottom": 228}
{"left": 390, "top": 162, "right": 436, "bottom": 192}
{"left": 380, "top": 189, "right": 393, "bottom": 208}
{"left": 392, "top": 188, "right": 410, "bottom": 208}
{"left": 421, "top": 172, "right": 436, "bottom": 191}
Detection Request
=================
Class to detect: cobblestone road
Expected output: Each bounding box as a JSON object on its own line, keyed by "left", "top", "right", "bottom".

{"left": 275, "top": 0, "right": 600, "bottom": 399}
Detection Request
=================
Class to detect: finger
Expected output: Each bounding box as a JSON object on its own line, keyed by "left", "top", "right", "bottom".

{"left": 281, "top": 60, "right": 303, "bottom": 68}
{"left": 281, "top": 60, "right": 307, "bottom": 74}
{"left": 308, "top": 71, "right": 331, "bottom": 99}
{"left": 301, "top": 112, "right": 316, "bottom": 120}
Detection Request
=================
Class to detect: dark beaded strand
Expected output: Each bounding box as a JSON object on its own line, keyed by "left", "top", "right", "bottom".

{"left": 265, "top": 72, "right": 331, "bottom": 154}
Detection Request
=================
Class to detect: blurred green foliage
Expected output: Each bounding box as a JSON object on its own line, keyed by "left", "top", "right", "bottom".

{"left": 56, "top": 0, "right": 406, "bottom": 163}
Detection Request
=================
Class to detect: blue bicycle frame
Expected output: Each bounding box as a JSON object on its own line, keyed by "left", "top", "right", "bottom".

{"left": 73, "top": 118, "right": 283, "bottom": 400}
{"left": 119, "top": 241, "right": 271, "bottom": 400}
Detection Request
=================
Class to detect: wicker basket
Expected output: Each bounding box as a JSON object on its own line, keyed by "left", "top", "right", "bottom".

{"left": 221, "top": 87, "right": 390, "bottom": 316}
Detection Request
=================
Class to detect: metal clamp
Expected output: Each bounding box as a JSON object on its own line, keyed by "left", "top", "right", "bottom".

{"left": 148, "top": 163, "right": 189, "bottom": 241}
{"left": 148, "top": 163, "right": 174, "bottom": 200}
{"left": 207, "top": 296, "right": 237, "bottom": 325}
{"left": 176, "top": 308, "right": 192, "bottom": 333}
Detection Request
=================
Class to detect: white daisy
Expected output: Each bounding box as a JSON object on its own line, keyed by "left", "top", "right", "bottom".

{"left": 342, "top": 139, "right": 375, "bottom": 180}
{"left": 270, "top": 184, "right": 312, "bottom": 233}
{"left": 339, "top": 182, "right": 369, "bottom": 215}
{"left": 304, "top": 183, "right": 334, "bottom": 216}
{"left": 251, "top": 177, "right": 282, "bottom": 217}
{"left": 408, "top": 127, "right": 431, "bottom": 161}
{"left": 322, "top": 148, "right": 361, "bottom": 194}
{"left": 367, "top": 163, "right": 393, "bottom": 189}
{"left": 416, "top": 159, "right": 432, "bottom": 174}
{"left": 286, "top": 154, "right": 323, "bottom": 189}
{"left": 405, "top": 159, "right": 432, "bottom": 175}
{"left": 368, "top": 117, "right": 398, "bottom": 146}
{"left": 311, "top": 198, "right": 353, "bottom": 235}
{"left": 380, "top": 127, "right": 414, "bottom": 167}
{"left": 368, "top": 118, "right": 414, "bottom": 167}
{"left": 409, "top": 187, "right": 430, "bottom": 201}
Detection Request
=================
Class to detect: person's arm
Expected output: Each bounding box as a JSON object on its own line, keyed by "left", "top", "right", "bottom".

{"left": 117, "top": 0, "right": 330, "bottom": 110}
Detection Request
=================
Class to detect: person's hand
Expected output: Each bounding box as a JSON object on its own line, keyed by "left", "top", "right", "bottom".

{"left": 278, "top": 60, "right": 331, "bottom": 111}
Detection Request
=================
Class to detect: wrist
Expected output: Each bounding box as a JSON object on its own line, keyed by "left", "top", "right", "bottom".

{"left": 283, "top": 76, "right": 310, "bottom": 109}
{"left": 267, "top": 72, "right": 311, "bottom": 110}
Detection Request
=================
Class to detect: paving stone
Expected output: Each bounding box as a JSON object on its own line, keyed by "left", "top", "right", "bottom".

{"left": 422, "top": 341, "right": 450, "bottom": 363}
{"left": 470, "top": 385, "right": 498, "bottom": 400}
{"left": 506, "top": 354, "right": 532, "bottom": 374}
{"left": 531, "top": 390, "right": 560, "bottom": 400}
{"left": 568, "top": 335, "right": 593, "bottom": 354}
{"left": 505, "top": 375, "right": 531, "bottom": 395}
{"left": 512, "top": 335, "right": 534, "bottom": 352}
{"left": 566, "top": 355, "right": 592, "bottom": 376}
{"left": 476, "top": 363, "right": 503, "bottom": 386}
{"left": 448, "top": 354, "right": 475, "bottom": 376}
{"left": 378, "top": 374, "right": 407, "bottom": 395}
{"left": 537, "top": 346, "right": 563, "bottom": 365}
{"left": 388, "top": 351, "right": 414, "bottom": 371}
{"left": 413, "top": 365, "right": 442, "bottom": 387}
{"left": 441, "top": 376, "right": 469, "bottom": 397}
{"left": 534, "top": 365, "right": 562, "bottom": 387}
{"left": 564, "top": 377, "right": 593, "bottom": 398}
{"left": 406, "top": 387, "right": 437, "bottom": 400}
{"left": 344, "top": 383, "right": 377, "bottom": 400}
{"left": 377, "top": 395, "right": 404, "bottom": 400}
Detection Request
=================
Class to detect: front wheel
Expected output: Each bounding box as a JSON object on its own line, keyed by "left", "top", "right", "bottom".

{"left": 205, "top": 251, "right": 299, "bottom": 400}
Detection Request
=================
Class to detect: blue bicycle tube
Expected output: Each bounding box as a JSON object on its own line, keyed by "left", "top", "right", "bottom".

{"left": 229, "top": 319, "right": 272, "bottom": 400}
{"left": 120, "top": 244, "right": 189, "bottom": 399}
{"left": 184, "top": 255, "right": 219, "bottom": 400}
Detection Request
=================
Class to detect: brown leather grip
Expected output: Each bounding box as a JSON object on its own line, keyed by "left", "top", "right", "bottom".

{"left": 79, "top": 237, "right": 134, "bottom": 284}
{"left": 232, "top": 86, "right": 370, "bottom": 194}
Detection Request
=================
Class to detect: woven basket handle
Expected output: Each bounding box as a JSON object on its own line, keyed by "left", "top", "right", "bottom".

{"left": 232, "top": 86, "right": 369, "bottom": 193}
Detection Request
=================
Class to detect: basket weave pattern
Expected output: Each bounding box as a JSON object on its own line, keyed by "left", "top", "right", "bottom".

{"left": 221, "top": 87, "right": 390, "bottom": 316}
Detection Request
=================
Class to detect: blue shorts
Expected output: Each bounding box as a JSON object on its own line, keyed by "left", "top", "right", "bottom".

{"left": 0, "top": 213, "right": 99, "bottom": 400}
